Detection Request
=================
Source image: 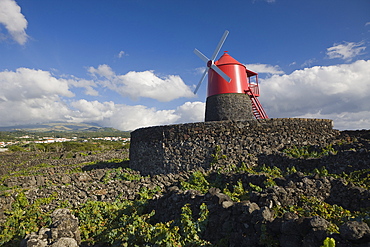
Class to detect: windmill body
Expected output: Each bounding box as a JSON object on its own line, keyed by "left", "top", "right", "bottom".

{"left": 194, "top": 30, "right": 268, "bottom": 122}
{"left": 207, "top": 52, "right": 249, "bottom": 96}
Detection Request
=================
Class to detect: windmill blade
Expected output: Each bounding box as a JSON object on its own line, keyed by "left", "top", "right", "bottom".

{"left": 194, "top": 49, "right": 209, "bottom": 63}
{"left": 211, "top": 30, "right": 229, "bottom": 60}
{"left": 211, "top": 64, "right": 231, "bottom": 83}
{"left": 193, "top": 30, "right": 231, "bottom": 94}
{"left": 194, "top": 68, "right": 209, "bottom": 94}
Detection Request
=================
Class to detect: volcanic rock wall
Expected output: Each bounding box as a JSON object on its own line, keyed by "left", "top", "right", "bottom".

{"left": 129, "top": 118, "right": 339, "bottom": 175}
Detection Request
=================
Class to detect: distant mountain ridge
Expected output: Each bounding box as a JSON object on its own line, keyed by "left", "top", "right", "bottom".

{"left": 0, "top": 122, "right": 120, "bottom": 132}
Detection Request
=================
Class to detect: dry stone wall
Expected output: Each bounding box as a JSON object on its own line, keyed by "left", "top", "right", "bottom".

{"left": 130, "top": 118, "right": 339, "bottom": 175}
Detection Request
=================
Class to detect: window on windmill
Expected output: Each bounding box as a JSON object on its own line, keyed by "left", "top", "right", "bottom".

{"left": 249, "top": 76, "right": 257, "bottom": 85}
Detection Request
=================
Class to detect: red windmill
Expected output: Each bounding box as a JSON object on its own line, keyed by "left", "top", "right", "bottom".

{"left": 194, "top": 30, "right": 268, "bottom": 121}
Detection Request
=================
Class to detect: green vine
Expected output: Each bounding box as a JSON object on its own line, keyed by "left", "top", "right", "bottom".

{"left": 283, "top": 144, "right": 337, "bottom": 159}
{"left": 180, "top": 171, "right": 210, "bottom": 194}
{"left": 272, "top": 195, "right": 367, "bottom": 234}
{"left": 321, "top": 237, "right": 336, "bottom": 247}
{"left": 211, "top": 145, "right": 227, "bottom": 167}
{"left": 0, "top": 191, "right": 56, "bottom": 246}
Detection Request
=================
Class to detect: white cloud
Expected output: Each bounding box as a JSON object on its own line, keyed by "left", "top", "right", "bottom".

{"left": 174, "top": 101, "right": 205, "bottom": 123}
{"left": 118, "top": 51, "right": 125, "bottom": 58}
{"left": 259, "top": 60, "right": 370, "bottom": 130}
{"left": 99, "top": 104, "right": 179, "bottom": 131}
{"left": 88, "top": 64, "right": 115, "bottom": 79}
{"left": 0, "top": 68, "right": 75, "bottom": 126}
{"left": 0, "top": 68, "right": 74, "bottom": 101}
{"left": 117, "top": 71, "right": 195, "bottom": 102}
{"left": 89, "top": 64, "right": 195, "bottom": 102}
{"left": 245, "top": 63, "right": 284, "bottom": 74}
{"left": 0, "top": 67, "right": 202, "bottom": 130}
{"left": 326, "top": 41, "right": 366, "bottom": 61}
{"left": 69, "top": 100, "right": 205, "bottom": 131}
{"left": 67, "top": 77, "right": 99, "bottom": 96}
{"left": 0, "top": 0, "right": 28, "bottom": 45}
{"left": 0, "top": 98, "right": 73, "bottom": 126}
{"left": 295, "top": 111, "right": 370, "bottom": 130}
{"left": 70, "top": 100, "right": 115, "bottom": 122}
{"left": 4, "top": 60, "right": 369, "bottom": 131}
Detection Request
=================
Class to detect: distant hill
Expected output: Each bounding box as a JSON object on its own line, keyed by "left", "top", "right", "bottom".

{"left": 0, "top": 122, "right": 121, "bottom": 133}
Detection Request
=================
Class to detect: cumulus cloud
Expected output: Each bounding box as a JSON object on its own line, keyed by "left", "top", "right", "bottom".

{"left": 105, "top": 101, "right": 205, "bottom": 131}
{"left": 67, "top": 77, "right": 99, "bottom": 96}
{"left": 69, "top": 100, "right": 204, "bottom": 131}
{"left": 295, "top": 111, "right": 370, "bottom": 130}
{"left": 0, "top": 98, "right": 73, "bottom": 126}
{"left": 0, "top": 68, "right": 75, "bottom": 126}
{"left": 98, "top": 105, "right": 179, "bottom": 131}
{"left": 3, "top": 60, "right": 369, "bottom": 131}
{"left": 0, "top": 0, "right": 28, "bottom": 45}
{"left": 88, "top": 64, "right": 115, "bottom": 79}
{"left": 174, "top": 101, "right": 205, "bottom": 123}
{"left": 89, "top": 64, "right": 195, "bottom": 102}
{"left": 326, "top": 41, "right": 366, "bottom": 61}
{"left": 245, "top": 63, "right": 284, "bottom": 75}
{"left": 0, "top": 68, "right": 74, "bottom": 101}
{"left": 259, "top": 60, "right": 370, "bottom": 129}
{"left": 0, "top": 67, "right": 202, "bottom": 130}
{"left": 113, "top": 71, "right": 194, "bottom": 102}
{"left": 70, "top": 100, "right": 115, "bottom": 122}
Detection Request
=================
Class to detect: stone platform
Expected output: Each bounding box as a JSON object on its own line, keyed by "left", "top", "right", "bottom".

{"left": 129, "top": 118, "right": 339, "bottom": 175}
{"left": 205, "top": 93, "right": 254, "bottom": 121}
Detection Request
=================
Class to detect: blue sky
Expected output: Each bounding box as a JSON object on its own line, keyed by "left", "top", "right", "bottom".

{"left": 0, "top": 0, "right": 369, "bottom": 130}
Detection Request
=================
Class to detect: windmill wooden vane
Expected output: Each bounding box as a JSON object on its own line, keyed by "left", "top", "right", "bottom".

{"left": 194, "top": 30, "right": 268, "bottom": 121}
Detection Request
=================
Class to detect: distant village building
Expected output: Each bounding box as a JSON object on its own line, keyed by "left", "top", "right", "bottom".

{"left": 1, "top": 136, "right": 130, "bottom": 148}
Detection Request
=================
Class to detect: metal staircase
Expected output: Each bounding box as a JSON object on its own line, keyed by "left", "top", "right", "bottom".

{"left": 245, "top": 88, "right": 269, "bottom": 119}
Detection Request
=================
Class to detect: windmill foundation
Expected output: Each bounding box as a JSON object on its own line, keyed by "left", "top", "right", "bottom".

{"left": 205, "top": 93, "right": 254, "bottom": 121}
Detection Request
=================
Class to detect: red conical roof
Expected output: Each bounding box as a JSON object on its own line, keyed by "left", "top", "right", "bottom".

{"left": 216, "top": 52, "right": 258, "bottom": 77}
{"left": 215, "top": 52, "right": 244, "bottom": 66}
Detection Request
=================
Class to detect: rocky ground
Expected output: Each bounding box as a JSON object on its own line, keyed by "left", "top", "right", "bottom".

{"left": 0, "top": 130, "right": 369, "bottom": 246}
